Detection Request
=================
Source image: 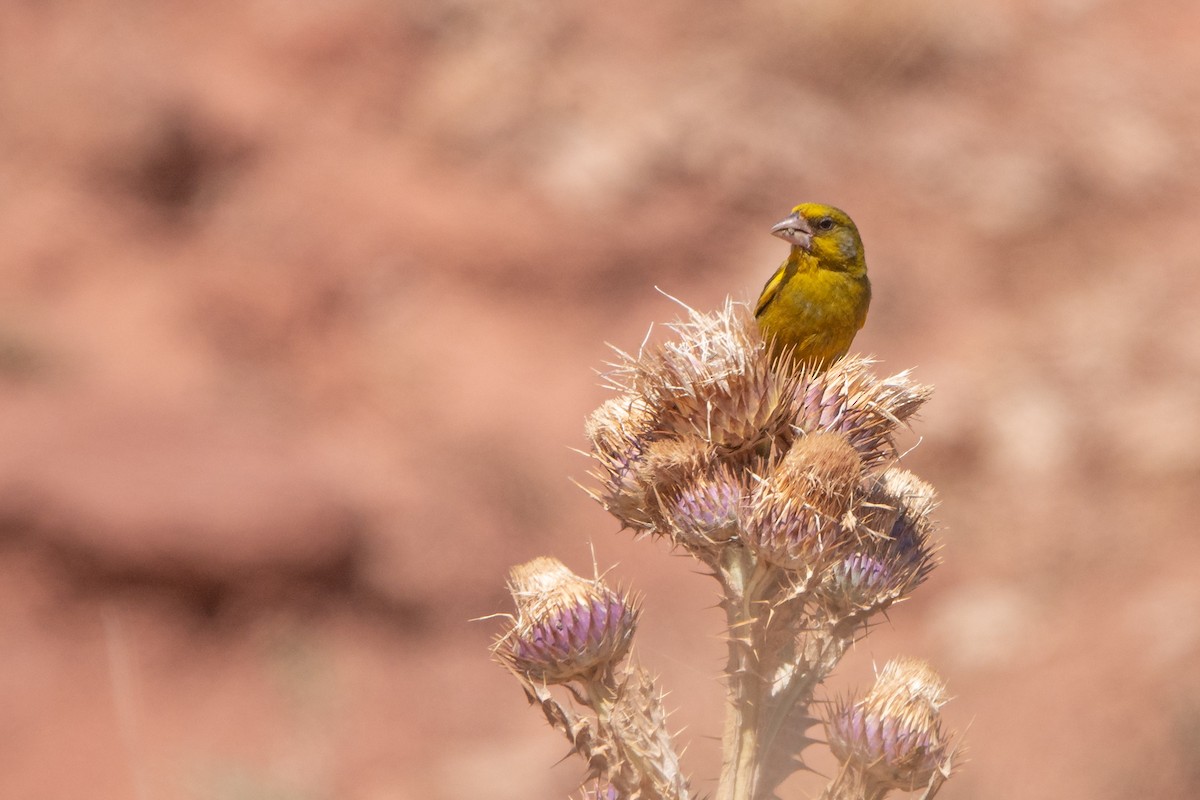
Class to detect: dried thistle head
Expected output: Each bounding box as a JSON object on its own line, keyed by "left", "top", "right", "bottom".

{"left": 587, "top": 399, "right": 723, "bottom": 536}
{"left": 639, "top": 436, "right": 717, "bottom": 498}
{"left": 494, "top": 557, "right": 639, "bottom": 684}
{"left": 605, "top": 300, "right": 803, "bottom": 459}
{"left": 586, "top": 395, "right": 659, "bottom": 530}
{"left": 821, "top": 468, "right": 938, "bottom": 616}
{"left": 827, "top": 658, "right": 955, "bottom": 793}
{"left": 659, "top": 463, "right": 747, "bottom": 550}
{"left": 792, "top": 357, "right": 932, "bottom": 470}
{"left": 744, "top": 431, "right": 863, "bottom": 572}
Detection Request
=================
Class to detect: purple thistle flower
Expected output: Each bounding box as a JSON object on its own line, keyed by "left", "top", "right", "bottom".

{"left": 821, "top": 468, "right": 937, "bottom": 615}
{"left": 827, "top": 658, "right": 953, "bottom": 792}
{"left": 496, "top": 558, "right": 639, "bottom": 684}
{"left": 743, "top": 431, "right": 862, "bottom": 572}
{"left": 665, "top": 468, "right": 745, "bottom": 547}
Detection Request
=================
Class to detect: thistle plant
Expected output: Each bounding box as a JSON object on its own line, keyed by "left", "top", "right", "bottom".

{"left": 492, "top": 300, "right": 960, "bottom": 800}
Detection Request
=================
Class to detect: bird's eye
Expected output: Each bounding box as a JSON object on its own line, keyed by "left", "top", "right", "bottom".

{"left": 816, "top": 217, "right": 835, "bottom": 231}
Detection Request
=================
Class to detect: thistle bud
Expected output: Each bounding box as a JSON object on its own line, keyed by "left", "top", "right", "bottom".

{"left": 821, "top": 468, "right": 937, "bottom": 615}
{"left": 744, "top": 432, "right": 862, "bottom": 571}
{"left": 661, "top": 465, "right": 745, "bottom": 548}
{"left": 586, "top": 395, "right": 658, "bottom": 530}
{"left": 827, "top": 658, "right": 954, "bottom": 792}
{"left": 494, "top": 557, "right": 639, "bottom": 684}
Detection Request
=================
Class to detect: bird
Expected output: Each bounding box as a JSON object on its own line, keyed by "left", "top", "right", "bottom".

{"left": 754, "top": 203, "right": 871, "bottom": 370}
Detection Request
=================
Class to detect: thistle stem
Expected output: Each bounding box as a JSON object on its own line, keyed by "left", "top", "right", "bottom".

{"left": 586, "top": 669, "right": 692, "bottom": 800}
{"left": 715, "top": 547, "right": 769, "bottom": 800}
{"left": 584, "top": 672, "right": 619, "bottom": 722}
{"left": 756, "top": 626, "right": 852, "bottom": 770}
{"left": 819, "top": 763, "right": 888, "bottom": 800}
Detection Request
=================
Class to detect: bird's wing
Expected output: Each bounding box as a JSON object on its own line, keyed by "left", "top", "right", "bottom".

{"left": 755, "top": 263, "right": 789, "bottom": 317}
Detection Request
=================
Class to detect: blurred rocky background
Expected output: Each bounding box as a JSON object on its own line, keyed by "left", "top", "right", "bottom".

{"left": 2, "top": 0, "right": 1199, "bottom": 797}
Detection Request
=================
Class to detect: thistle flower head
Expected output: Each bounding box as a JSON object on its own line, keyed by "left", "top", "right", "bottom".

{"left": 660, "top": 464, "right": 746, "bottom": 549}
{"left": 585, "top": 395, "right": 659, "bottom": 530}
{"left": 494, "top": 557, "right": 639, "bottom": 684}
{"left": 744, "top": 431, "right": 863, "bottom": 572}
{"left": 822, "top": 468, "right": 938, "bottom": 614}
{"left": 639, "top": 436, "right": 717, "bottom": 497}
{"left": 827, "top": 658, "right": 954, "bottom": 792}
{"left": 605, "top": 301, "right": 802, "bottom": 459}
{"left": 792, "top": 357, "right": 932, "bottom": 470}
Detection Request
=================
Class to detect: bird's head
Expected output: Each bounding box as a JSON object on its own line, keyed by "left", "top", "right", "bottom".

{"left": 771, "top": 203, "right": 865, "bottom": 273}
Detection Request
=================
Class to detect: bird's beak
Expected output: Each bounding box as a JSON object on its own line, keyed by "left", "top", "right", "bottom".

{"left": 771, "top": 213, "right": 813, "bottom": 249}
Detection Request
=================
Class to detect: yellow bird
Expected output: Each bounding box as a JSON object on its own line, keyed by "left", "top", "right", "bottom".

{"left": 754, "top": 203, "right": 871, "bottom": 370}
